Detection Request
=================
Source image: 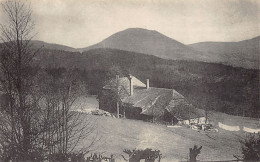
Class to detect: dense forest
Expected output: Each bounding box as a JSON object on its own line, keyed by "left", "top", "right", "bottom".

{"left": 35, "top": 48, "right": 259, "bottom": 118}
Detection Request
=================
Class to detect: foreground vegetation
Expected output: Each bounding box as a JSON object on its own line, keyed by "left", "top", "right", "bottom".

{"left": 240, "top": 133, "right": 260, "bottom": 161}
{"left": 0, "top": 1, "right": 91, "bottom": 161}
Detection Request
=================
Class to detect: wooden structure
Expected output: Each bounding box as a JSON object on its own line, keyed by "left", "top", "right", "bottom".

{"left": 99, "top": 75, "right": 205, "bottom": 124}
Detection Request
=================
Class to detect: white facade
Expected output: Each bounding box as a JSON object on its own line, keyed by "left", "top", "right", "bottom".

{"left": 178, "top": 117, "right": 206, "bottom": 125}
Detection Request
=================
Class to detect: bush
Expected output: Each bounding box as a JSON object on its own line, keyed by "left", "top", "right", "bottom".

{"left": 123, "top": 148, "right": 162, "bottom": 162}
{"left": 240, "top": 133, "right": 260, "bottom": 161}
{"left": 48, "top": 152, "right": 85, "bottom": 162}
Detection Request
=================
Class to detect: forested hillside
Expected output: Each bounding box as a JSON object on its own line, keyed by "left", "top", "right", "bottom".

{"left": 35, "top": 48, "right": 259, "bottom": 118}
{"left": 189, "top": 36, "right": 260, "bottom": 69}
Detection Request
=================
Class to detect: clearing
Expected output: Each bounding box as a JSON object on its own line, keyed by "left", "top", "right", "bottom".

{"left": 78, "top": 114, "right": 256, "bottom": 161}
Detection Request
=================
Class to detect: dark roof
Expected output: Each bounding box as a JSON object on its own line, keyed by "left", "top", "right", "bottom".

{"left": 104, "top": 75, "right": 204, "bottom": 119}
{"left": 165, "top": 99, "right": 205, "bottom": 120}
{"left": 122, "top": 87, "right": 184, "bottom": 116}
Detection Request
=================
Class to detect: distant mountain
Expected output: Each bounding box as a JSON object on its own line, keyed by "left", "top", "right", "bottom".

{"left": 1, "top": 28, "right": 259, "bottom": 69}
{"left": 189, "top": 36, "right": 260, "bottom": 69}
{"left": 79, "top": 28, "right": 223, "bottom": 63}
{"left": 80, "top": 28, "right": 259, "bottom": 69}
{"left": 31, "top": 40, "right": 76, "bottom": 52}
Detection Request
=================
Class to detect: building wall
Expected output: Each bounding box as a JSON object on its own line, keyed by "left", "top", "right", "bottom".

{"left": 178, "top": 117, "right": 206, "bottom": 125}
{"left": 99, "top": 89, "right": 117, "bottom": 114}
{"left": 99, "top": 89, "right": 145, "bottom": 119}
{"left": 123, "top": 105, "right": 143, "bottom": 119}
{"left": 162, "top": 110, "right": 179, "bottom": 125}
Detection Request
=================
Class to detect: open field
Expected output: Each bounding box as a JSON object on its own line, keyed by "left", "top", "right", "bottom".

{"left": 77, "top": 114, "right": 259, "bottom": 161}
{"left": 71, "top": 98, "right": 259, "bottom": 161}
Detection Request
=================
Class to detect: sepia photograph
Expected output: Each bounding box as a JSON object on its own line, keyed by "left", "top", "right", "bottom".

{"left": 0, "top": 0, "right": 259, "bottom": 161}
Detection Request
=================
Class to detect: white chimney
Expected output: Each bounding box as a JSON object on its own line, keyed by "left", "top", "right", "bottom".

{"left": 129, "top": 75, "right": 133, "bottom": 96}
{"left": 116, "top": 75, "right": 120, "bottom": 90}
{"left": 116, "top": 75, "right": 119, "bottom": 83}
{"left": 146, "top": 79, "right": 149, "bottom": 89}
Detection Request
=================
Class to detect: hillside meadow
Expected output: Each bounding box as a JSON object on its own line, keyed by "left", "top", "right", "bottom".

{"left": 74, "top": 113, "right": 259, "bottom": 161}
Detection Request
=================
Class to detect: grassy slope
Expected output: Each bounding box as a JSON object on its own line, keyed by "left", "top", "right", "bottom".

{"left": 209, "top": 111, "right": 260, "bottom": 128}
{"left": 78, "top": 114, "right": 257, "bottom": 161}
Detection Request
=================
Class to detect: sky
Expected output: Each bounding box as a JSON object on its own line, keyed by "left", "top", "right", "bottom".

{"left": 0, "top": 0, "right": 259, "bottom": 48}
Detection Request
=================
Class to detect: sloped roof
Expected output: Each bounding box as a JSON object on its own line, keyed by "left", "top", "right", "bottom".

{"left": 103, "top": 75, "right": 204, "bottom": 119}
{"left": 165, "top": 99, "right": 205, "bottom": 120}
{"left": 122, "top": 88, "right": 185, "bottom": 117}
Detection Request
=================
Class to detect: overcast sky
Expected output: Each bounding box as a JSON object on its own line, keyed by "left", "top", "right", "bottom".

{"left": 0, "top": 0, "right": 259, "bottom": 48}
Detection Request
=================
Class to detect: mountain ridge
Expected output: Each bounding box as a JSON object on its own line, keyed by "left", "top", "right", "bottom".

{"left": 31, "top": 40, "right": 77, "bottom": 52}
{"left": 78, "top": 28, "right": 216, "bottom": 63}
{"left": 189, "top": 35, "right": 260, "bottom": 44}
{"left": 79, "top": 28, "right": 259, "bottom": 69}
{"left": 1, "top": 28, "right": 258, "bottom": 69}
{"left": 0, "top": 40, "right": 77, "bottom": 52}
{"left": 189, "top": 36, "right": 260, "bottom": 69}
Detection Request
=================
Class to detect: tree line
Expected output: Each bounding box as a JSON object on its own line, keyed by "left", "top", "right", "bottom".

{"left": 34, "top": 48, "right": 259, "bottom": 118}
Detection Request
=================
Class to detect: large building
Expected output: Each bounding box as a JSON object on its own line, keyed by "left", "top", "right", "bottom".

{"left": 99, "top": 75, "right": 205, "bottom": 125}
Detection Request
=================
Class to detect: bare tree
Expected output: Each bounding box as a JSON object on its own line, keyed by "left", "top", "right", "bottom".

{"left": 0, "top": 1, "right": 97, "bottom": 161}
{"left": 100, "top": 73, "right": 127, "bottom": 118}
{"left": 39, "top": 69, "right": 97, "bottom": 160}
{"left": 0, "top": 0, "right": 40, "bottom": 161}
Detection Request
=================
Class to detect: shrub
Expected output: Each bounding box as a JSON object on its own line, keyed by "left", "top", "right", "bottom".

{"left": 48, "top": 152, "right": 85, "bottom": 162}
{"left": 123, "top": 148, "right": 162, "bottom": 162}
{"left": 240, "top": 133, "right": 260, "bottom": 161}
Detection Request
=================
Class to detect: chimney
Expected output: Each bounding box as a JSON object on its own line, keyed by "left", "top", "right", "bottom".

{"left": 116, "top": 75, "right": 119, "bottom": 83}
{"left": 116, "top": 75, "right": 120, "bottom": 90}
{"left": 129, "top": 75, "right": 133, "bottom": 96}
{"left": 146, "top": 79, "right": 149, "bottom": 89}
